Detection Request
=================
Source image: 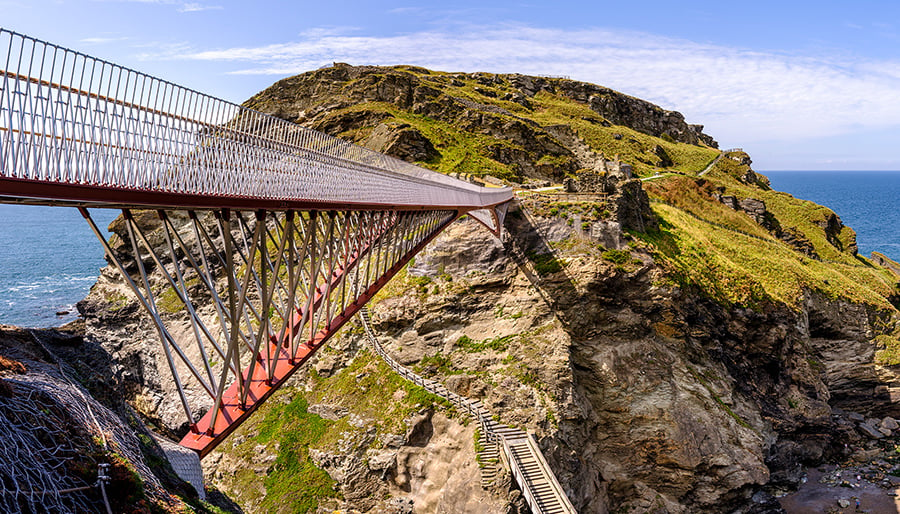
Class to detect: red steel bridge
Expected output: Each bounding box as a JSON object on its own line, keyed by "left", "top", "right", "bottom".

{"left": 0, "top": 29, "right": 512, "bottom": 458}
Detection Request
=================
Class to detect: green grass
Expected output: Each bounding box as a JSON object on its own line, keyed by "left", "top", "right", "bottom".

{"left": 875, "top": 335, "right": 900, "bottom": 366}
{"left": 637, "top": 155, "right": 900, "bottom": 310}
{"left": 314, "top": 101, "right": 521, "bottom": 180}
{"left": 307, "top": 350, "right": 450, "bottom": 441}
{"left": 456, "top": 334, "right": 516, "bottom": 353}
{"left": 602, "top": 249, "right": 631, "bottom": 265}
{"left": 415, "top": 352, "right": 464, "bottom": 375}
{"left": 259, "top": 67, "right": 720, "bottom": 183}
{"left": 215, "top": 340, "right": 454, "bottom": 510}
{"left": 254, "top": 396, "right": 339, "bottom": 514}
{"left": 703, "top": 157, "right": 860, "bottom": 263}
{"left": 643, "top": 175, "right": 773, "bottom": 238}
{"left": 529, "top": 91, "right": 719, "bottom": 177}
{"left": 156, "top": 286, "right": 185, "bottom": 314}
{"left": 525, "top": 250, "right": 563, "bottom": 276}
{"left": 638, "top": 204, "right": 898, "bottom": 309}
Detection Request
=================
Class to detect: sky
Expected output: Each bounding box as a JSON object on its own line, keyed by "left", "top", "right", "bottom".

{"left": 3, "top": 0, "right": 900, "bottom": 170}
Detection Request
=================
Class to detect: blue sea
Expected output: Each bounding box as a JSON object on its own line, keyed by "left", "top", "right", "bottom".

{"left": 764, "top": 171, "right": 900, "bottom": 263}
{"left": 0, "top": 205, "right": 118, "bottom": 327}
{"left": 0, "top": 171, "right": 898, "bottom": 327}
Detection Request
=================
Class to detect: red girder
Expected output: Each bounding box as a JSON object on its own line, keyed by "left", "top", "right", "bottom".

{"left": 180, "top": 211, "right": 458, "bottom": 457}
{"left": 0, "top": 28, "right": 515, "bottom": 460}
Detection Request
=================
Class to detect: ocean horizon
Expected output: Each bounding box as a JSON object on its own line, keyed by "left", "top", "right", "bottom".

{"left": 0, "top": 170, "right": 897, "bottom": 328}
{"left": 763, "top": 170, "right": 900, "bottom": 263}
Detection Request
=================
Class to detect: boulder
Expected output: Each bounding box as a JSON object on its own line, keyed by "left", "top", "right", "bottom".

{"left": 366, "top": 450, "right": 398, "bottom": 473}
{"left": 364, "top": 123, "right": 439, "bottom": 162}
{"left": 858, "top": 422, "right": 886, "bottom": 439}
{"left": 308, "top": 403, "right": 349, "bottom": 421}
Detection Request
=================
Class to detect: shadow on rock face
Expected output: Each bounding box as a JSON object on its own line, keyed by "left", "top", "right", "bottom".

{"left": 406, "top": 411, "right": 434, "bottom": 447}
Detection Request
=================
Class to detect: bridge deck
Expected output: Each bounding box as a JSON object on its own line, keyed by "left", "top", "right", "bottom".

{"left": 0, "top": 27, "right": 514, "bottom": 459}
{"left": 0, "top": 29, "right": 509, "bottom": 216}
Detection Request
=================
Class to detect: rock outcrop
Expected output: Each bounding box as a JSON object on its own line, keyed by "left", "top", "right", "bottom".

{"left": 66, "top": 66, "right": 900, "bottom": 514}
{"left": 243, "top": 65, "right": 718, "bottom": 180}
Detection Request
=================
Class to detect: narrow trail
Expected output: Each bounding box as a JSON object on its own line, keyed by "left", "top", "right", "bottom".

{"left": 358, "top": 307, "right": 577, "bottom": 514}
{"left": 698, "top": 151, "right": 726, "bottom": 176}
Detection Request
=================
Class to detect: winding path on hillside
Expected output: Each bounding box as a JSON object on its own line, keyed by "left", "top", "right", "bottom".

{"left": 698, "top": 151, "right": 726, "bottom": 176}
{"left": 357, "top": 307, "right": 577, "bottom": 514}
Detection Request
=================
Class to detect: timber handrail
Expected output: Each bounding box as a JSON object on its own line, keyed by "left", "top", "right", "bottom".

{"left": 358, "top": 306, "right": 577, "bottom": 514}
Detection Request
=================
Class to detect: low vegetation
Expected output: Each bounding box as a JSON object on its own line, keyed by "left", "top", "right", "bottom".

{"left": 529, "top": 91, "right": 720, "bottom": 176}
{"left": 638, "top": 156, "right": 900, "bottom": 309}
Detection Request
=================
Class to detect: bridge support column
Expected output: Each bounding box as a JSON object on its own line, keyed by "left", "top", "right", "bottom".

{"left": 81, "top": 207, "right": 457, "bottom": 457}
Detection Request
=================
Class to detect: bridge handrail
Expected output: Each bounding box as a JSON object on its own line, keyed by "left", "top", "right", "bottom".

{"left": 0, "top": 28, "right": 511, "bottom": 210}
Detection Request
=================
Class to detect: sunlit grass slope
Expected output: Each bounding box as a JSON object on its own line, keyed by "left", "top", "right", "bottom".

{"left": 640, "top": 153, "right": 900, "bottom": 310}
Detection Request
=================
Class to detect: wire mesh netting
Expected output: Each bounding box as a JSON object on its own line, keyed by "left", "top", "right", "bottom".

{"left": 0, "top": 338, "right": 170, "bottom": 513}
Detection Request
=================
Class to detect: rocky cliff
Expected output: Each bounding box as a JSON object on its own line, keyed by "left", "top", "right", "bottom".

{"left": 64, "top": 66, "right": 900, "bottom": 514}
{"left": 0, "top": 323, "right": 231, "bottom": 513}
{"left": 243, "top": 64, "right": 719, "bottom": 180}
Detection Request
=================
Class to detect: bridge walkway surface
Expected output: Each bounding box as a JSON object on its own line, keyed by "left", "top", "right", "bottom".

{"left": 359, "top": 307, "right": 577, "bottom": 514}
{"left": 0, "top": 27, "right": 513, "bottom": 460}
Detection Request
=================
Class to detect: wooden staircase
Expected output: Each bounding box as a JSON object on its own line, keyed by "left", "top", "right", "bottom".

{"left": 358, "top": 307, "right": 577, "bottom": 513}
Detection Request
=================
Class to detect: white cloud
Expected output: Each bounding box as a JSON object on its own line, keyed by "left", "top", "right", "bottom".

{"left": 79, "top": 36, "right": 129, "bottom": 44}
{"left": 91, "top": 0, "right": 174, "bottom": 3}
{"left": 387, "top": 7, "right": 424, "bottom": 15}
{"left": 155, "top": 24, "right": 900, "bottom": 146}
{"left": 178, "top": 2, "right": 222, "bottom": 12}
{"left": 91, "top": 0, "right": 222, "bottom": 12}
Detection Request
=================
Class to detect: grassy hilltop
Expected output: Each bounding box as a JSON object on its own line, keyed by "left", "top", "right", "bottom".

{"left": 244, "top": 64, "right": 720, "bottom": 180}
{"left": 195, "top": 65, "right": 900, "bottom": 511}
{"left": 246, "top": 63, "right": 900, "bottom": 314}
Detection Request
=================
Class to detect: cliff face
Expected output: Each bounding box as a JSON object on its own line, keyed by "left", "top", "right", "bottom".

{"left": 244, "top": 65, "right": 719, "bottom": 180}
{"left": 0, "top": 324, "right": 223, "bottom": 513}
{"left": 69, "top": 67, "right": 900, "bottom": 513}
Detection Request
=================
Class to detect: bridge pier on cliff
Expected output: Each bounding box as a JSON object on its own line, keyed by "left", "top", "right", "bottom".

{"left": 0, "top": 27, "right": 551, "bottom": 507}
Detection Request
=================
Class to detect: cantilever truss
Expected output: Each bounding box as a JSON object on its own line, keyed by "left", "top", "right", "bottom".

{"left": 0, "top": 28, "right": 512, "bottom": 457}
{"left": 82, "top": 207, "right": 456, "bottom": 457}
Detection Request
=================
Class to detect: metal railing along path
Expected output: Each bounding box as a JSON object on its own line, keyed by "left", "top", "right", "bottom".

{"left": 0, "top": 28, "right": 510, "bottom": 220}
{"left": 0, "top": 28, "right": 514, "bottom": 458}
{"left": 358, "top": 307, "right": 577, "bottom": 514}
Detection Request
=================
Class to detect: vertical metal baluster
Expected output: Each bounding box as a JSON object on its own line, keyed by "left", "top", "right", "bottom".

{"left": 9, "top": 35, "right": 28, "bottom": 179}
{"left": 33, "top": 41, "right": 50, "bottom": 181}
{"left": 0, "top": 32, "right": 16, "bottom": 175}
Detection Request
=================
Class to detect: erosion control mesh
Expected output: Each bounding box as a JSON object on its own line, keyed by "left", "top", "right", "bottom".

{"left": 0, "top": 348, "right": 166, "bottom": 513}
